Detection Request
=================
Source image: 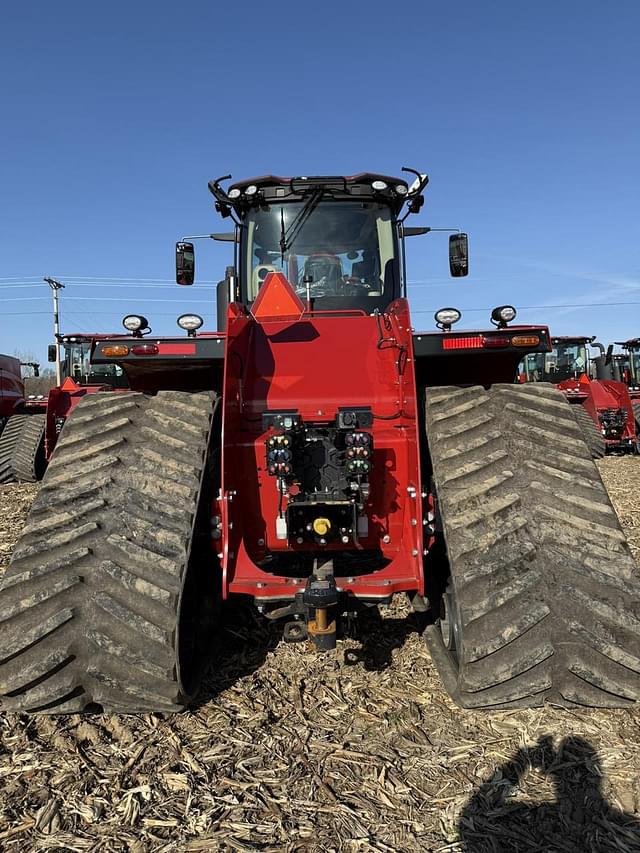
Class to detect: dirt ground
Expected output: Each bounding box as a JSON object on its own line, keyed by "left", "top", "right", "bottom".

{"left": 1, "top": 460, "right": 640, "bottom": 852}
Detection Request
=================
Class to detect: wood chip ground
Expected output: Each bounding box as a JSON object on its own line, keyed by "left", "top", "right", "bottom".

{"left": 1, "top": 459, "right": 640, "bottom": 851}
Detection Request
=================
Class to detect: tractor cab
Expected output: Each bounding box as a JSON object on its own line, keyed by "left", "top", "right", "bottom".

{"left": 615, "top": 339, "right": 640, "bottom": 391}
{"left": 176, "top": 173, "right": 469, "bottom": 328}
{"left": 50, "top": 335, "right": 129, "bottom": 388}
{"left": 520, "top": 336, "right": 594, "bottom": 383}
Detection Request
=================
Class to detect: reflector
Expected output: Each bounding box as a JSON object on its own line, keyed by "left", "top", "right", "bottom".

{"left": 101, "top": 345, "right": 129, "bottom": 357}
{"left": 511, "top": 335, "right": 540, "bottom": 347}
{"left": 251, "top": 272, "right": 305, "bottom": 322}
{"left": 131, "top": 344, "right": 159, "bottom": 356}
{"left": 482, "top": 335, "right": 510, "bottom": 348}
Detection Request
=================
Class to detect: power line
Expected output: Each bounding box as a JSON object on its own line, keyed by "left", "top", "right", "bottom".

{"left": 412, "top": 301, "right": 640, "bottom": 313}
{"left": 2, "top": 295, "right": 213, "bottom": 303}
{"left": 0, "top": 283, "right": 215, "bottom": 290}
{"left": 57, "top": 276, "right": 179, "bottom": 282}
{"left": 3, "top": 309, "right": 215, "bottom": 317}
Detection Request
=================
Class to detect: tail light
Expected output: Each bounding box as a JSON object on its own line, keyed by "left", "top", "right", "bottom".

{"left": 131, "top": 344, "right": 159, "bottom": 355}
{"left": 482, "top": 335, "right": 510, "bottom": 348}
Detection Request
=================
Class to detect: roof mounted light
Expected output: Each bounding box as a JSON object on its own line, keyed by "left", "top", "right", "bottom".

{"left": 371, "top": 180, "right": 388, "bottom": 191}
{"left": 434, "top": 307, "right": 462, "bottom": 331}
{"left": 491, "top": 305, "right": 517, "bottom": 328}
{"left": 122, "top": 314, "right": 149, "bottom": 337}
{"left": 228, "top": 187, "right": 241, "bottom": 199}
{"left": 395, "top": 184, "right": 408, "bottom": 195}
{"left": 177, "top": 313, "right": 204, "bottom": 337}
{"left": 244, "top": 184, "right": 258, "bottom": 196}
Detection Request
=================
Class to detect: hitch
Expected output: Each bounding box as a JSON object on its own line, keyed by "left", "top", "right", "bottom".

{"left": 303, "top": 560, "right": 338, "bottom": 651}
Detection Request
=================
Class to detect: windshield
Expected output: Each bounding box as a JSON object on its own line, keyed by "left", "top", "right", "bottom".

{"left": 63, "top": 343, "right": 127, "bottom": 387}
{"left": 520, "top": 342, "right": 588, "bottom": 383}
{"left": 242, "top": 201, "right": 400, "bottom": 311}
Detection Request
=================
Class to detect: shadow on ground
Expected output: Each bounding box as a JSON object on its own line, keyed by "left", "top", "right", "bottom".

{"left": 191, "top": 600, "right": 282, "bottom": 709}
{"left": 459, "top": 735, "right": 640, "bottom": 853}
{"left": 342, "top": 605, "right": 429, "bottom": 671}
{"left": 191, "top": 598, "right": 430, "bottom": 708}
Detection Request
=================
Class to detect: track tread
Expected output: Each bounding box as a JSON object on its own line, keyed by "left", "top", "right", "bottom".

{"left": 424, "top": 382, "right": 640, "bottom": 708}
{"left": 0, "top": 414, "right": 47, "bottom": 483}
{"left": 571, "top": 403, "right": 606, "bottom": 458}
{"left": 0, "top": 390, "right": 218, "bottom": 713}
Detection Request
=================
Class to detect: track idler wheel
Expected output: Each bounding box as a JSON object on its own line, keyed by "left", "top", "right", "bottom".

{"left": 438, "top": 581, "right": 461, "bottom": 657}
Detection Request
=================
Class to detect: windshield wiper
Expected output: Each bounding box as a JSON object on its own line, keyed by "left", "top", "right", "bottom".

{"left": 279, "top": 188, "right": 324, "bottom": 263}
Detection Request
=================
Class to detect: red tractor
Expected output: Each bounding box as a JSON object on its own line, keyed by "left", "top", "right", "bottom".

{"left": 614, "top": 338, "right": 640, "bottom": 430}
{"left": 0, "top": 355, "right": 48, "bottom": 484}
{"left": 1, "top": 170, "right": 639, "bottom": 714}
{"left": 519, "top": 335, "right": 638, "bottom": 457}
{"left": 0, "top": 354, "right": 32, "bottom": 482}
{"left": 0, "top": 333, "right": 129, "bottom": 484}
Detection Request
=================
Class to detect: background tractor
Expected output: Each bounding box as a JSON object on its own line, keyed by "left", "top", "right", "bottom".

{"left": 519, "top": 335, "right": 638, "bottom": 457}
{"left": 0, "top": 354, "right": 47, "bottom": 484}
{"left": 0, "top": 333, "right": 129, "bottom": 484}
{"left": 1, "top": 170, "right": 640, "bottom": 715}
{"left": 614, "top": 338, "right": 640, "bottom": 431}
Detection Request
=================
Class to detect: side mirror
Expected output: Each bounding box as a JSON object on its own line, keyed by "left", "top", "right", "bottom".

{"left": 33, "top": 364, "right": 40, "bottom": 378}
{"left": 449, "top": 233, "right": 469, "bottom": 277}
{"left": 47, "top": 344, "right": 57, "bottom": 362}
{"left": 176, "top": 241, "right": 195, "bottom": 286}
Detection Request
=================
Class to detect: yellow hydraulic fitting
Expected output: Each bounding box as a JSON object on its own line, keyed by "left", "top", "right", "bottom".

{"left": 312, "top": 517, "right": 331, "bottom": 536}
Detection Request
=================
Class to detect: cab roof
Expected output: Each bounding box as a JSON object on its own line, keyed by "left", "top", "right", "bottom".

{"left": 551, "top": 335, "right": 596, "bottom": 345}
{"left": 212, "top": 173, "right": 412, "bottom": 214}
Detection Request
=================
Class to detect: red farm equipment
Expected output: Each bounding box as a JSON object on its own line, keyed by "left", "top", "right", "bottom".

{"left": 0, "top": 333, "right": 129, "bottom": 484}
{"left": 614, "top": 338, "right": 640, "bottom": 430}
{"left": 2, "top": 170, "right": 640, "bottom": 714}
{"left": 519, "top": 335, "right": 638, "bottom": 457}
{"left": 0, "top": 355, "right": 48, "bottom": 484}
{"left": 0, "top": 354, "right": 24, "bottom": 428}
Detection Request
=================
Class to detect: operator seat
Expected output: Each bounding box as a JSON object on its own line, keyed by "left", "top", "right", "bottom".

{"left": 351, "top": 254, "right": 381, "bottom": 295}
{"left": 351, "top": 253, "right": 382, "bottom": 296}
{"left": 253, "top": 264, "right": 279, "bottom": 296}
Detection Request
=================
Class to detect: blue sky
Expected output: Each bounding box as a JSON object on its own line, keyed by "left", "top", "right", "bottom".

{"left": 1, "top": 0, "right": 639, "bottom": 365}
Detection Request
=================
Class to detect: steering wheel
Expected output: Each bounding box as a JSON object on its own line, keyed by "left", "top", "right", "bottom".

{"left": 343, "top": 276, "right": 371, "bottom": 293}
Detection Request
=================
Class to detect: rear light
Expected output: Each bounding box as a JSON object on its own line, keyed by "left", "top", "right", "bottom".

{"left": 131, "top": 343, "right": 159, "bottom": 356}
{"left": 511, "top": 335, "right": 541, "bottom": 347}
{"left": 442, "top": 336, "right": 483, "bottom": 350}
{"left": 101, "top": 345, "right": 129, "bottom": 357}
{"left": 482, "top": 335, "right": 510, "bottom": 348}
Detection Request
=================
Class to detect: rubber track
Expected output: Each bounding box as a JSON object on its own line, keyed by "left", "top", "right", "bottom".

{"left": 0, "top": 414, "right": 47, "bottom": 483}
{"left": 424, "top": 382, "right": 640, "bottom": 709}
{"left": 0, "top": 390, "right": 217, "bottom": 713}
{"left": 571, "top": 403, "right": 606, "bottom": 459}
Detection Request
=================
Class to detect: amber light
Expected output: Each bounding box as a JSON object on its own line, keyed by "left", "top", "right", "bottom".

{"left": 131, "top": 343, "right": 159, "bottom": 355}
{"left": 511, "top": 335, "right": 541, "bottom": 347}
{"left": 101, "top": 345, "right": 129, "bottom": 356}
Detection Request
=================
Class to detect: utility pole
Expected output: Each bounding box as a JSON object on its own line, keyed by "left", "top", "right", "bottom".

{"left": 44, "top": 277, "right": 65, "bottom": 386}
